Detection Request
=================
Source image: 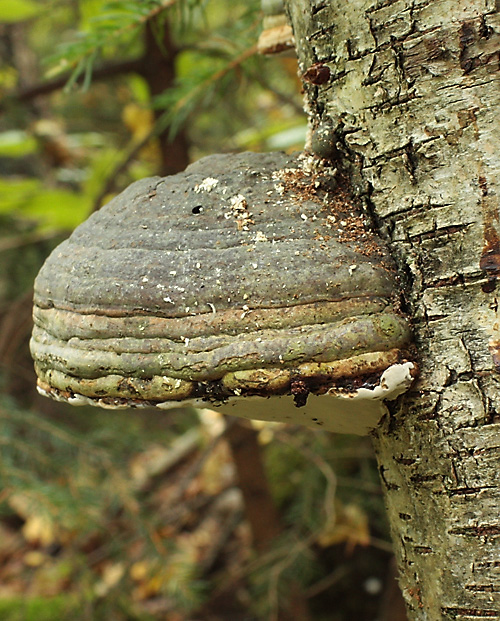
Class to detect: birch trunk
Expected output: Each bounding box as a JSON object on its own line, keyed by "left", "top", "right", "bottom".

{"left": 285, "top": 1, "right": 500, "bottom": 618}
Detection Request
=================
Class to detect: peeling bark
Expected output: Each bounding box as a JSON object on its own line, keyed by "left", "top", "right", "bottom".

{"left": 285, "top": 0, "right": 500, "bottom": 618}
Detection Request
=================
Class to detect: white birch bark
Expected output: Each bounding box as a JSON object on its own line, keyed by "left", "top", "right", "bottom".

{"left": 285, "top": 1, "right": 500, "bottom": 618}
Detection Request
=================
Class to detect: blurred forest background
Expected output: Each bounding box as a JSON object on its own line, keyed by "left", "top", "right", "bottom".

{"left": 0, "top": 1, "right": 407, "bottom": 619}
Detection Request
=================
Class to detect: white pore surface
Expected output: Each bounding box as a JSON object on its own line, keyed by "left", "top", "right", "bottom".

{"left": 210, "top": 362, "right": 415, "bottom": 435}
{"left": 38, "top": 362, "right": 415, "bottom": 436}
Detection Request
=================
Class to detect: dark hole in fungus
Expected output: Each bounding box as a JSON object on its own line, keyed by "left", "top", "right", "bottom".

{"left": 192, "top": 205, "right": 203, "bottom": 214}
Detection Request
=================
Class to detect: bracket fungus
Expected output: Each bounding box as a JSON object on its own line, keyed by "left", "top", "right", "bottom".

{"left": 31, "top": 151, "right": 415, "bottom": 435}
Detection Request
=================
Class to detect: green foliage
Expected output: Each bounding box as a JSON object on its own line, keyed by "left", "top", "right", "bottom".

{"left": 0, "top": 179, "right": 91, "bottom": 230}
{"left": 48, "top": 1, "right": 165, "bottom": 83}
{"left": 0, "top": 595, "right": 79, "bottom": 621}
{"left": 0, "top": 131, "right": 38, "bottom": 157}
{"left": 46, "top": 0, "right": 212, "bottom": 86}
{"left": 0, "top": 0, "right": 42, "bottom": 23}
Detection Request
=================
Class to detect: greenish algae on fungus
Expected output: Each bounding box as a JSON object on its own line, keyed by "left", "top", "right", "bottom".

{"left": 31, "top": 151, "right": 415, "bottom": 435}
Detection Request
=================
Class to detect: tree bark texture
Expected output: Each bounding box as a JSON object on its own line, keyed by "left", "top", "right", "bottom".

{"left": 285, "top": 1, "right": 500, "bottom": 619}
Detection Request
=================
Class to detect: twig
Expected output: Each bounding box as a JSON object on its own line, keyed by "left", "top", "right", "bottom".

{"left": 304, "top": 565, "right": 350, "bottom": 599}
{"left": 274, "top": 428, "right": 338, "bottom": 530}
{"left": 4, "top": 58, "right": 142, "bottom": 106}
{"left": 171, "top": 43, "right": 258, "bottom": 116}
{"left": 198, "top": 493, "right": 243, "bottom": 573}
{"left": 160, "top": 426, "right": 226, "bottom": 504}
{"left": 99, "top": 0, "right": 178, "bottom": 48}
{"left": 250, "top": 71, "right": 304, "bottom": 116}
{"left": 134, "top": 427, "right": 202, "bottom": 493}
{"left": 0, "top": 230, "right": 61, "bottom": 253}
{"left": 90, "top": 127, "right": 159, "bottom": 211}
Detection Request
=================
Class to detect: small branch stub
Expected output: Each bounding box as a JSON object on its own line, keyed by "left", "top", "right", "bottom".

{"left": 302, "top": 63, "right": 331, "bottom": 85}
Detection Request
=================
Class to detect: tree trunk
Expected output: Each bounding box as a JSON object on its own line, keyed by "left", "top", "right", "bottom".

{"left": 141, "top": 17, "right": 190, "bottom": 177}
{"left": 285, "top": 1, "right": 500, "bottom": 619}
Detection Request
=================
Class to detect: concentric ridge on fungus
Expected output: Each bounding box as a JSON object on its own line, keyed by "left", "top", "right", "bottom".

{"left": 31, "top": 151, "right": 415, "bottom": 434}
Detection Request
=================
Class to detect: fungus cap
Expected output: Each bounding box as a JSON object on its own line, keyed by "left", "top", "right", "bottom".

{"left": 31, "top": 152, "right": 415, "bottom": 435}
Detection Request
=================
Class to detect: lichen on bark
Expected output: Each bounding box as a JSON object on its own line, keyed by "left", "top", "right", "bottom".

{"left": 285, "top": 0, "right": 500, "bottom": 618}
